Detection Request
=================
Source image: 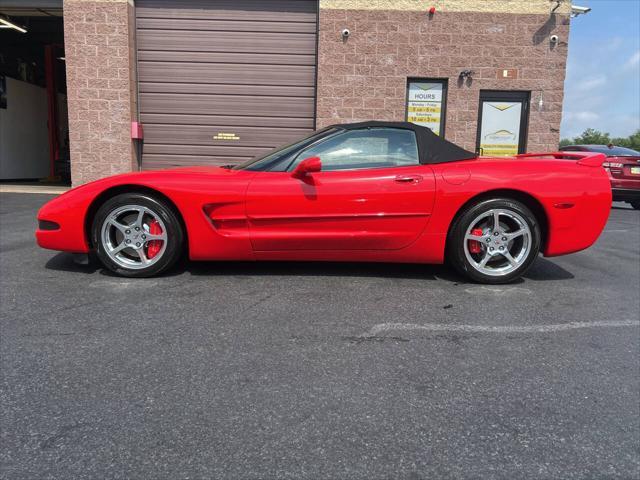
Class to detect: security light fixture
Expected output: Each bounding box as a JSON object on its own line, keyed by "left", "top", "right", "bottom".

{"left": 458, "top": 70, "right": 474, "bottom": 79}
{"left": 0, "top": 16, "right": 27, "bottom": 33}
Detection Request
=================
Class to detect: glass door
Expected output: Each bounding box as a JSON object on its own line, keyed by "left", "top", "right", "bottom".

{"left": 476, "top": 91, "right": 530, "bottom": 156}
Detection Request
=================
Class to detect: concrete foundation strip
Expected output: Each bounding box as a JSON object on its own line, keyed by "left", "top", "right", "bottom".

{"left": 0, "top": 185, "right": 68, "bottom": 195}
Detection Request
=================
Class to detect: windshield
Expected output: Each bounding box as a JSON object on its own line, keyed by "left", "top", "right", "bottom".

{"left": 562, "top": 145, "right": 640, "bottom": 157}
{"left": 232, "top": 128, "right": 338, "bottom": 171}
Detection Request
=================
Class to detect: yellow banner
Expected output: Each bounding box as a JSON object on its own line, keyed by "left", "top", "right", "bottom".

{"left": 407, "top": 106, "right": 441, "bottom": 113}
{"left": 407, "top": 115, "right": 440, "bottom": 123}
{"left": 480, "top": 144, "right": 518, "bottom": 156}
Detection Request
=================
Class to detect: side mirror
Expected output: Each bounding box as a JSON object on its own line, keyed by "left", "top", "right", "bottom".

{"left": 291, "top": 156, "right": 321, "bottom": 178}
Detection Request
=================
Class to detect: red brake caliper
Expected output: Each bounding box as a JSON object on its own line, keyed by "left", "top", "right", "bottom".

{"left": 468, "top": 228, "right": 484, "bottom": 254}
{"left": 146, "top": 220, "right": 163, "bottom": 259}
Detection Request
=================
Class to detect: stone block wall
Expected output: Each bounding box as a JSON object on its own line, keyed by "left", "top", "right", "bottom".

{"left": 61, "top": 0, "right": 572, "bottom": 183}
{"left": 317, "top": 1, "right": 570, "bottom": 152}
{"left": 63, "top": 0, "right": 136, "bottom": 185}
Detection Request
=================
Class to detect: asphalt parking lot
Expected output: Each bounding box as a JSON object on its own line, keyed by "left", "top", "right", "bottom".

{"left": 1, "top": 192, "right": 639, "bottom": 479}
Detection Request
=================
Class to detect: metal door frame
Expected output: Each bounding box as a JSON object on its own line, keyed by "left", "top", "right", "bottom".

{"left": 475, "top": 90, "right": 530, "bottom": 155}
{"left": 404, "top": 78, "right": 449, "bottom": 137}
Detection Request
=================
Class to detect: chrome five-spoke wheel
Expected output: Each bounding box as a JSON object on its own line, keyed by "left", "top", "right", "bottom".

{"left": 463, "top": 209, "right": 532, "bottom": 277}
{"left": 449, "top": 198, "right": 541, "bottom": 284}
{"left": 100, "top": 205, "right": 168, "bottom": 270}
{"left": 92, "top": 193, "right": 184, "bottom": 277}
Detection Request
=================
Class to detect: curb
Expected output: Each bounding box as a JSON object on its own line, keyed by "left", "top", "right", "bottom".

{"left": 0, "top": 185, "right": 69, "bottom": 195}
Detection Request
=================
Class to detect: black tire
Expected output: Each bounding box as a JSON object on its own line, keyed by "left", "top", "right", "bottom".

{"left": 91, "top": 192, "right": 184, "bottom": 277}
{"left": 630, "top": 200, "right": 640, "bottom": 210}
{"left": 448, "top": 198, "right": 541, "bottom": 284}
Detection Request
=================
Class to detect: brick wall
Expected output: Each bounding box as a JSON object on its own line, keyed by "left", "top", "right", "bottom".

{"left": 63, "top": 0, "right": 136, "bottom": 186}
{"left": 316, "top": 9, "right": 570, "bottom": 152}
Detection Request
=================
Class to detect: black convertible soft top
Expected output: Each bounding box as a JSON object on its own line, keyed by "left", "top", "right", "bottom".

{"left": 331, "top": 121, "right": 477, "bottom": 164}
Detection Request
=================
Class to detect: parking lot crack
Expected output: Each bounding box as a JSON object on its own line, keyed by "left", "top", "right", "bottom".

{"left": 342, "top": 335, "right": 410, "bottom": 344}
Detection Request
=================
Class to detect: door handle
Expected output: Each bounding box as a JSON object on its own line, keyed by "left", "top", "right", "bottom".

{"left": 395, "top": 175, "right": 422, "bottom": 183}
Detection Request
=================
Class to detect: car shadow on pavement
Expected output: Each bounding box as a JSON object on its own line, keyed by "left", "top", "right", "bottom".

{"left": 45, "top": 252, "right": 101, "bottom": 274}
{"left": 186, "top": 257, "right": 574, "bottom": 283}
{"left": 44, "top": 252, "right": 574, "bottom": 283}
{"left": 523, "top": 257, "right": 574, "bottom": 281}
{"left": 187, "top": 260, "right": 456, "bottom": 282}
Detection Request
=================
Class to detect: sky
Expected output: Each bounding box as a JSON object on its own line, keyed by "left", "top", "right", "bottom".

{"left": 560, "top": 0, "right": 640, "bottom": 139}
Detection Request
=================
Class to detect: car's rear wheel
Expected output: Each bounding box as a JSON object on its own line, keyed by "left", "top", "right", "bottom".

{"left": 91, "top": 193, "right": 184, "bottom": 277}
{"left": 448, "top": 198, "right": 541, "bottom": 284}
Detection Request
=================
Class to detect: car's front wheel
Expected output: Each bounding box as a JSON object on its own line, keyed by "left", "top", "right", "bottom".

{"left": 448, "top": 198, "right": 541, "bottom": 284}
{"left": 91, "top": 193, "right": 184, "bottom": 277}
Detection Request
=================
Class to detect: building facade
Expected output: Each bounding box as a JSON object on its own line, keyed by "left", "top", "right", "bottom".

{"left": 61, "top": 0, "right": 570, "bottom": 185}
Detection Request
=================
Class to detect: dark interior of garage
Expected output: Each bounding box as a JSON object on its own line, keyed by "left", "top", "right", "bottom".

{"left": 0, "top": 4, "right": 70, "bottom": 184}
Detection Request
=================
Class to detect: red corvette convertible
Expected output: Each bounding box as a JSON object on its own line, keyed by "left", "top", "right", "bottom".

{"left": 36, "top": 122, "right": 611, "bottom": 284}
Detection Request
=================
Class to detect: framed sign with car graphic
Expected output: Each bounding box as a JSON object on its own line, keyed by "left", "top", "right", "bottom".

{"left": 476, "top": 91, "right": 530, "bottom": 156}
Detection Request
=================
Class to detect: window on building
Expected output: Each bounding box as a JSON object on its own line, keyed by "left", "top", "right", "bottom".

{"left": 406, "top": 79, "right": 448, "bottom": 136}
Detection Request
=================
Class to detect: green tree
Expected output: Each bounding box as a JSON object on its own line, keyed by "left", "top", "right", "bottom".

{"left": 612, "top": 130, "right": 640, "bottom": 151}
{"left": 559, "top": 129, "right": 640, "bottom": 151}
{"left": 572, "top": 128, "right": 611, "bottom": 145}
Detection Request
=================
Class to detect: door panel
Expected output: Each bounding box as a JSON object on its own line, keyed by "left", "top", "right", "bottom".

{"left": 246, "top": 167, "right": 436, "bottom": 251}
{"left": 476, "top": 91, "right": 530, "bottom": 156}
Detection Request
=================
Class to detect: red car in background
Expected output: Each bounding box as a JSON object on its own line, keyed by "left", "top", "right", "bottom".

{"left": 560, "top": 145, "right": 640, "bottom": 210}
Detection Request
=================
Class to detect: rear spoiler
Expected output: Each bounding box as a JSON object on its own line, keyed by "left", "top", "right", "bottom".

{"left": 515, "top": 151, "right": 606, "bottom": 167}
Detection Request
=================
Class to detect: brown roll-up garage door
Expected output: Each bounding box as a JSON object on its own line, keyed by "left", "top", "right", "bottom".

{"left": 135, "top": 0, "right": 318, "bottom": 170}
